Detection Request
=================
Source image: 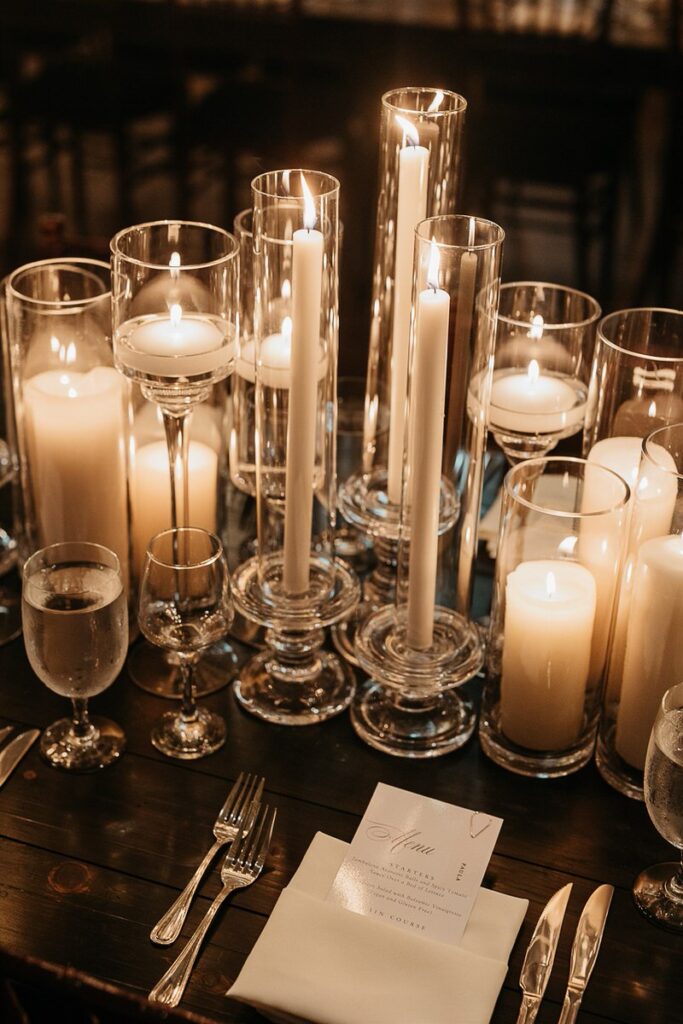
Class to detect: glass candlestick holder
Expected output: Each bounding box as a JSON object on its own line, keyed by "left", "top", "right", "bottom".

{"left": 596, "top": 423, "right": 683, "bottom": 799}
{"left": 336, "top": 87, "right": 466, "bottom": 666}
{"left": 484, "top": 281, "right": 600, "bottom": 464}
{"left": 232, "top": 169, "right": 360, "bottom": 725}
{"left": 352, "top": 214, "right": 504, "bottom": 757}
{"left": 480, "top": 456, "right": 630, "bottom": 778}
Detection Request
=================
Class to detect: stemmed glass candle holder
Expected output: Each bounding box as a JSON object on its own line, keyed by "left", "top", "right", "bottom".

{"left": 4, "top": 259, "right": 130, "bottom": 588}
{"left": 352, "top": 215, "right": 504, "bottom": 758}
{"left": 483, "top": 282, "right": 600, "bottom": 463}
{"left": 111, "top": 221, "right": 239, "bottom": 697}
{"left": 232, "top": 169, "right": 360, "bottom": 725}
{"left": 596, "top": 423, "right": 683, "bottom": 799}
{"left": 337, "top": 87, "right": 467, "bottom": 663}
{"left": 480, "top": 457, "right": 630, "bottom": 778}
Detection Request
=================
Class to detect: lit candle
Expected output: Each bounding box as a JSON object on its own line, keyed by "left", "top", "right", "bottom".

{"left": 387, "top": 115, "right": 429, "bottom": 504}
{"left": 117, "top": 302, "right": 232, "bottom": 379}
{"left": 406, "top": 241, "right": 450, "bottom": 649}
{"left": 283, "top": 175, "right": 324, "bottom": 595}
{"left": 23, "top": 367, "right": 130, "bottom": 588}
{"left": 489, "top": 359, "right": 583, "bottom": 434}
{"left": 500, "top": 560, "right": 596, "bottom": 750}
{"left": 131, "top": 439, "right": 217, "bottom": 582}
{"left": 615, "top": 534, "right": 683, "bottom": 769}
{"left": 237, "top": 317, "right": 327, "bottom": 390}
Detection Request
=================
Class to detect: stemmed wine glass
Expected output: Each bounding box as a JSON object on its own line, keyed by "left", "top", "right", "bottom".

{"left": 634, "top": 681, "right": 683, "bottom": 930}
{"left": 21, "top": 541, "right": 128, "bottom": 771}
{"left": 139, "top": 527, "right": 234, "bottom": 760}
{"left": 110, "top": 220, "right": 239, "bottom": 698}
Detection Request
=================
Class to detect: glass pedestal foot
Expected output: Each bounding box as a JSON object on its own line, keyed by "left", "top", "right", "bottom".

{"left": 350, "top": 682, "right": 475, "bottom": 758}
{"left": 151, "top": 706, "right": 226, "bottom": 760}
{"left": 40, "top": 716, "right": 126, "bottom": 772}
{"left": 633, "top": 862, "right": 683, "bottom": 931}
{"left": 127, "top": 639, "right": 238, "bottom": 699}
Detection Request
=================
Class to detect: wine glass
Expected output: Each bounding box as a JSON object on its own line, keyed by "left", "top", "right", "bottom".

{"left": 634, "top": 681, "right": 683, "bottom": 930}
{"left": 21, "top": 541, "right": 128, "bottom": 771}
{"left": 139, "top": 527, "right": 233, "bottom": 760}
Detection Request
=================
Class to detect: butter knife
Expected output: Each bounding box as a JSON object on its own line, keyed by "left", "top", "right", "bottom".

{"left": 558, "top": 884, "right": 614, "bottom": 1024}
{"left": 0, "top": 725, "right": 13, "bottom": 746}
{"left": 0, "top": 729, "right": 40, "bottom": 789}
{"left": 516, "top": 883, "right": 573, "bottom": 1024}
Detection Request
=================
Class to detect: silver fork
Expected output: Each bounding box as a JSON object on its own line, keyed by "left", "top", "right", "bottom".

{"left": 149, "top": 803, "right": 277, "bottom": 1008}
{"left": 150, "top": 771, "right": 265, "bottom": 945}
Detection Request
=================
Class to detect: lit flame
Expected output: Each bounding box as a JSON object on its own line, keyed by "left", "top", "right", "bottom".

{"left": 301, "top": 174, "right": 316, "bottom": 231}
{"left": 170, "top": 303, "right": 182, "bottom": 329}
{"left": 169, "top": 250, "right": 181, "bottom": 281}
{"left": 50, "top": 335, "right": 60, "bottom": 354}
{"left": 65, "top": 342, "right": 76, "bottom": 365}
{"left": 527, "top": 359, "right": 540, "bottom": 385}
{"left": 281, "top": 279, "right": 291, "bottom": 300}
{"left": 648, "top": 400, "right": 657, "bottom": 417}
{"left": 428, "top": 90, "right": 444, "bottom": 113}
{"left": 546, "top": 571, "right": 556, "bottom": 598}
{"left": 396, "top": 114, "right": 420, "bottom": 148}
{"left": 529, "top": 314, "right": 544, "bottom": 339}
{"left": 427, "top": 239, "right": 441, "bottom": 291}
{"left": 67, "top": 387, "right": 78, "bottom": 399}
{"left": 282, "top": 315, "right": 292, "bottom": 340}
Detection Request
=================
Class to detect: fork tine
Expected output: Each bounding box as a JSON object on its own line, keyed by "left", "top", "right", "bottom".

{"left": 226, "top": 801, "right": 259, "bottom": 866}
{"left": 251, "top": 806, "right": 276, "bottom": 873}
{"left": 218, "top": 771, "right": 245, "bottom": 818}
{"left": 240, "top": 805, "right": 276, "bottom": 873}
{"left": 231, "top": 774, "right": 265, "bottom": 829}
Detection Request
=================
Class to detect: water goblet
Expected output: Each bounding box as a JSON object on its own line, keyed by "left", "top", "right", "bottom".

{"left": 634, "top": 681, "right": 683, "bottom": 930}
{"left": 139, "top": 527, "right": 233, "bottom": 760}
{"left": 21, "top": 541, "right": 128, "bottom": 771}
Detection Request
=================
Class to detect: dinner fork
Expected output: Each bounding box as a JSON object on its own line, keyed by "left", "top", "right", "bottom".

{"left": 149, "top": 803, "right": 277, "bottom": 1008}
{"left": 150, "top": 771, "right": 265, "bottom": 945}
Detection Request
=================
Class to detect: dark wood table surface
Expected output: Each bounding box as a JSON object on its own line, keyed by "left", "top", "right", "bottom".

{"left": 0, "top": 518, "right": 681, "bottom": 1023}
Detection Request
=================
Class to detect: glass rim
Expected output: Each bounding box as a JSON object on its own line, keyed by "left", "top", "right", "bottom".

{"left": 381, "top": 86, "right": 467, "bottom": 117}
{"left": 145, "top": 527, "right": 224, "bottom": 570}
{"left": 251, "top": 168, "right": 340, "bottom": 202}
{"left": 597, "top": 307, "right": 683, "bottom": 363}
{"left": 416, "top": 214, "right": 505, "bottom": 251}
{"left": 661, "top": 680, "right": 683, "bottom": 715}
{"left": 234, "top": 207, "right": 253, "bottom": 236}
{"left": 504, "top": 455, "right": 631, "bottom": 518}
{"left": 110, "top": 220, "right": 238, "bottom": 272}
{"left": 643, "top": 422, "right": 683, "bottom": 480}
{"left": 498, "top": 281, "right": 601, "bottom": 330}
{"left": 7, "top": 258, "right": 110, "bottom": 309}
{"left": 23, "top": 540, "right": 121, "bottom": 580}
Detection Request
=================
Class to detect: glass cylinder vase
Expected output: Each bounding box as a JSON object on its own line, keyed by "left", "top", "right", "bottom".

{"left": 596, "top": 423, "right": 683, "bottom": 799}
{"left": 232, "top": 169, "right": 360, "bottom": 725}
{"left": 352, "top": 214, "right": 504, "bottom": 758}
{"left": 480, "top": 456, "right": 631, "bottom": 778}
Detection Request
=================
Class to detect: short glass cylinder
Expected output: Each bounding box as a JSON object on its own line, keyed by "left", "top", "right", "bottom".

{"left": 480, "top": 456, "right": 631, "bottom": 778}
{"left": 583, "top": 308, "right": 683, "bottom": 452}
{"left": 596, "top": 423, "right": 683, "bottom": 799}
{"left": 4, "top": 259, "right": 132, "bottom": 591}
{"left": 489, "top": 282, "right": 600, "bottom": 462}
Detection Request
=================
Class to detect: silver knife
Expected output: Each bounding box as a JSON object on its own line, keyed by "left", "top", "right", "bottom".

{"left": 516, "top": 883, "right": 573, "bottom": 1024}
{"left": 0, "top": 726, "right": 13, "bottom": 746}
{"left": 558, "top": 884, "right": 614, "bottom": 1024}
{"left": 0, "top": 729, "right": 40, "bottom": 788}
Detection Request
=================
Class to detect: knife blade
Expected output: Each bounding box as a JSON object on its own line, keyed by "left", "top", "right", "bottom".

{"left": 558, "top": 884, "right": 614, "bottom": 1024}
{"left": 516, "top": 882, "right": 573, "bottom": 1024}
{"left": 0, "top": 725, "right": 14, "bottom": 746}
{"left": 0, "top": 729, "right": 40, "bottom": 788}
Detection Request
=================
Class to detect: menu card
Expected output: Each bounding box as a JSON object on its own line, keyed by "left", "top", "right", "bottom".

{"left": 327, "top": 783, "right": 503, "bottom": 946}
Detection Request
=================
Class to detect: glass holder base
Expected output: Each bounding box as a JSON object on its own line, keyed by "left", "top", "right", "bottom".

{"left": 479, "top": 698, "right": 596, "bottom": 779}
{"left": 40, "top": 715, "right": 125, "bottom": 772}
{"left": 351, "top": 681, "right": 475, "bottom": 758}
{"left": 633, "top": 862, "right": 683, "bottom": 932}
{"left": 595, "top": 719, "right": 644, "bottom": 800}
{"left": 151, "top": 706, "right": 226, "bottom": 760}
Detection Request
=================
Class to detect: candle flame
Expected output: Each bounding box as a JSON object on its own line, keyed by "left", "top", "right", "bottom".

{"left": 427, "top": 239, "right": 441, "bottom": 291}
{"left": 281, "top": 278, "right": 291, "bottom": 300}
{"left": 50, "top": 335, "right": 60, "bottom": 354}
{"left": 396, "top": 114, "right": 420, "bottom": 148}
{"left": 546, "top": 571, "right": 556, "bottom": 598}
{"left": 648, "top": 400, "right": 657, "bottom": 417}
{"left": 169, "top": 251, "right": 181, "bottom": 269}
{"left": 170, "top": 303, "right": 182, "bottom": 329}
{"left": 65, "top": 342, "right": 76, "bottom": 365}
{"left": 427, "top": 90, "right": 445, "bottom": 113}
{"left": 529, "top": 314, "right": 544, "bottom": 339}
{"left": 527, "top": 359, "right": 540, "bottom": 384}
{"left": 67, "top": 387, "right": 78, "bottom": 399}
{"left": 301, "top": 174, "right": 316, "bottom": 231}
{"left": 282, "top": 315, "right": 292, "bottom": 339}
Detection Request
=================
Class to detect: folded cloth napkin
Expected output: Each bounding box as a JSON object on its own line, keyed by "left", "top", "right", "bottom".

{"left": 228, "top": 832, "right": 528, "bottom": 1024}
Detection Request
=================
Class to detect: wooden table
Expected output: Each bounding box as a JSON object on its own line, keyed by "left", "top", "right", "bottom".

{"left": 0, "top": 534, "right": 681, "bottom": 1023}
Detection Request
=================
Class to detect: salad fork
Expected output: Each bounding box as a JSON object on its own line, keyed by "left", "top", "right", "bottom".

{"left": 150, "top": 771, "right": 265, "bottom": 945}
{"left": 149, "top": 803, "right": 277, "bottom": 1008}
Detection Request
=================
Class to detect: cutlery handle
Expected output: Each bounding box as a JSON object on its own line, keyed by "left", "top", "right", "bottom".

{"left": 150, "top": 839, "right": 223, "bottom": 945}
{"left": 149, "top": 880, "right": 241, "bottom": 1007}
{"left": 516, "top": 994, "right": 540, "bottom": 1024}
{"left": 558, "top": 988, "right": 582, "bottom": 1024}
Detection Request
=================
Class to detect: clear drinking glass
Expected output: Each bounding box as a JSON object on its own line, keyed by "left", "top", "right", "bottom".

{"left": 21, "top": 541, "right": 128, "bottom": 771}
{"left": 139, "top": 527, "right": 233, "bottom": 759}
{"left": 634, "top": 681, "right": 683, "bottom": 931}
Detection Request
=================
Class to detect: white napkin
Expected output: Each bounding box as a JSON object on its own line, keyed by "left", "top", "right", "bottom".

{"left": 227, "top": 832, "right": 528, "bottom": 1024}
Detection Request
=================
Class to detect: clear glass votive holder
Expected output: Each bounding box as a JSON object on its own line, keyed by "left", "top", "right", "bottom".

{"left": 486, "top": 281, "right": 600, "bottom": 463}
{"left": 596, "top": 423, "right": 683, "bottom": 799}
{"left": 480, "top": 456, "right": 630, "bottom": 778}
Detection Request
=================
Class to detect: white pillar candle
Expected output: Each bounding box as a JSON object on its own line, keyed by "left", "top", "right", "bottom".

{"left": 489, "top": 361, "right": 584, "bottom": 434}
{"left": 406, "top": 242, "right": 450, "bottom": 649}
{"left": 283, "top": 177, "right": 324, "bottom": 595}
{"left": 131, "top": 439, "right": 217, "bottom": 582}
{"left": 23, "top": 367, "right": 130, "bottom": 588}
{"left": 117, "top": 304, "right": 231, "bottom": 379}
{"left": 387, "top": 117, "right": 429, "bottom": 504}
{"left": 615, "top": 535, "right": 683, "bottom": 769}
{"left": 500, "top": 560, "right": 597, "bottom": 750}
